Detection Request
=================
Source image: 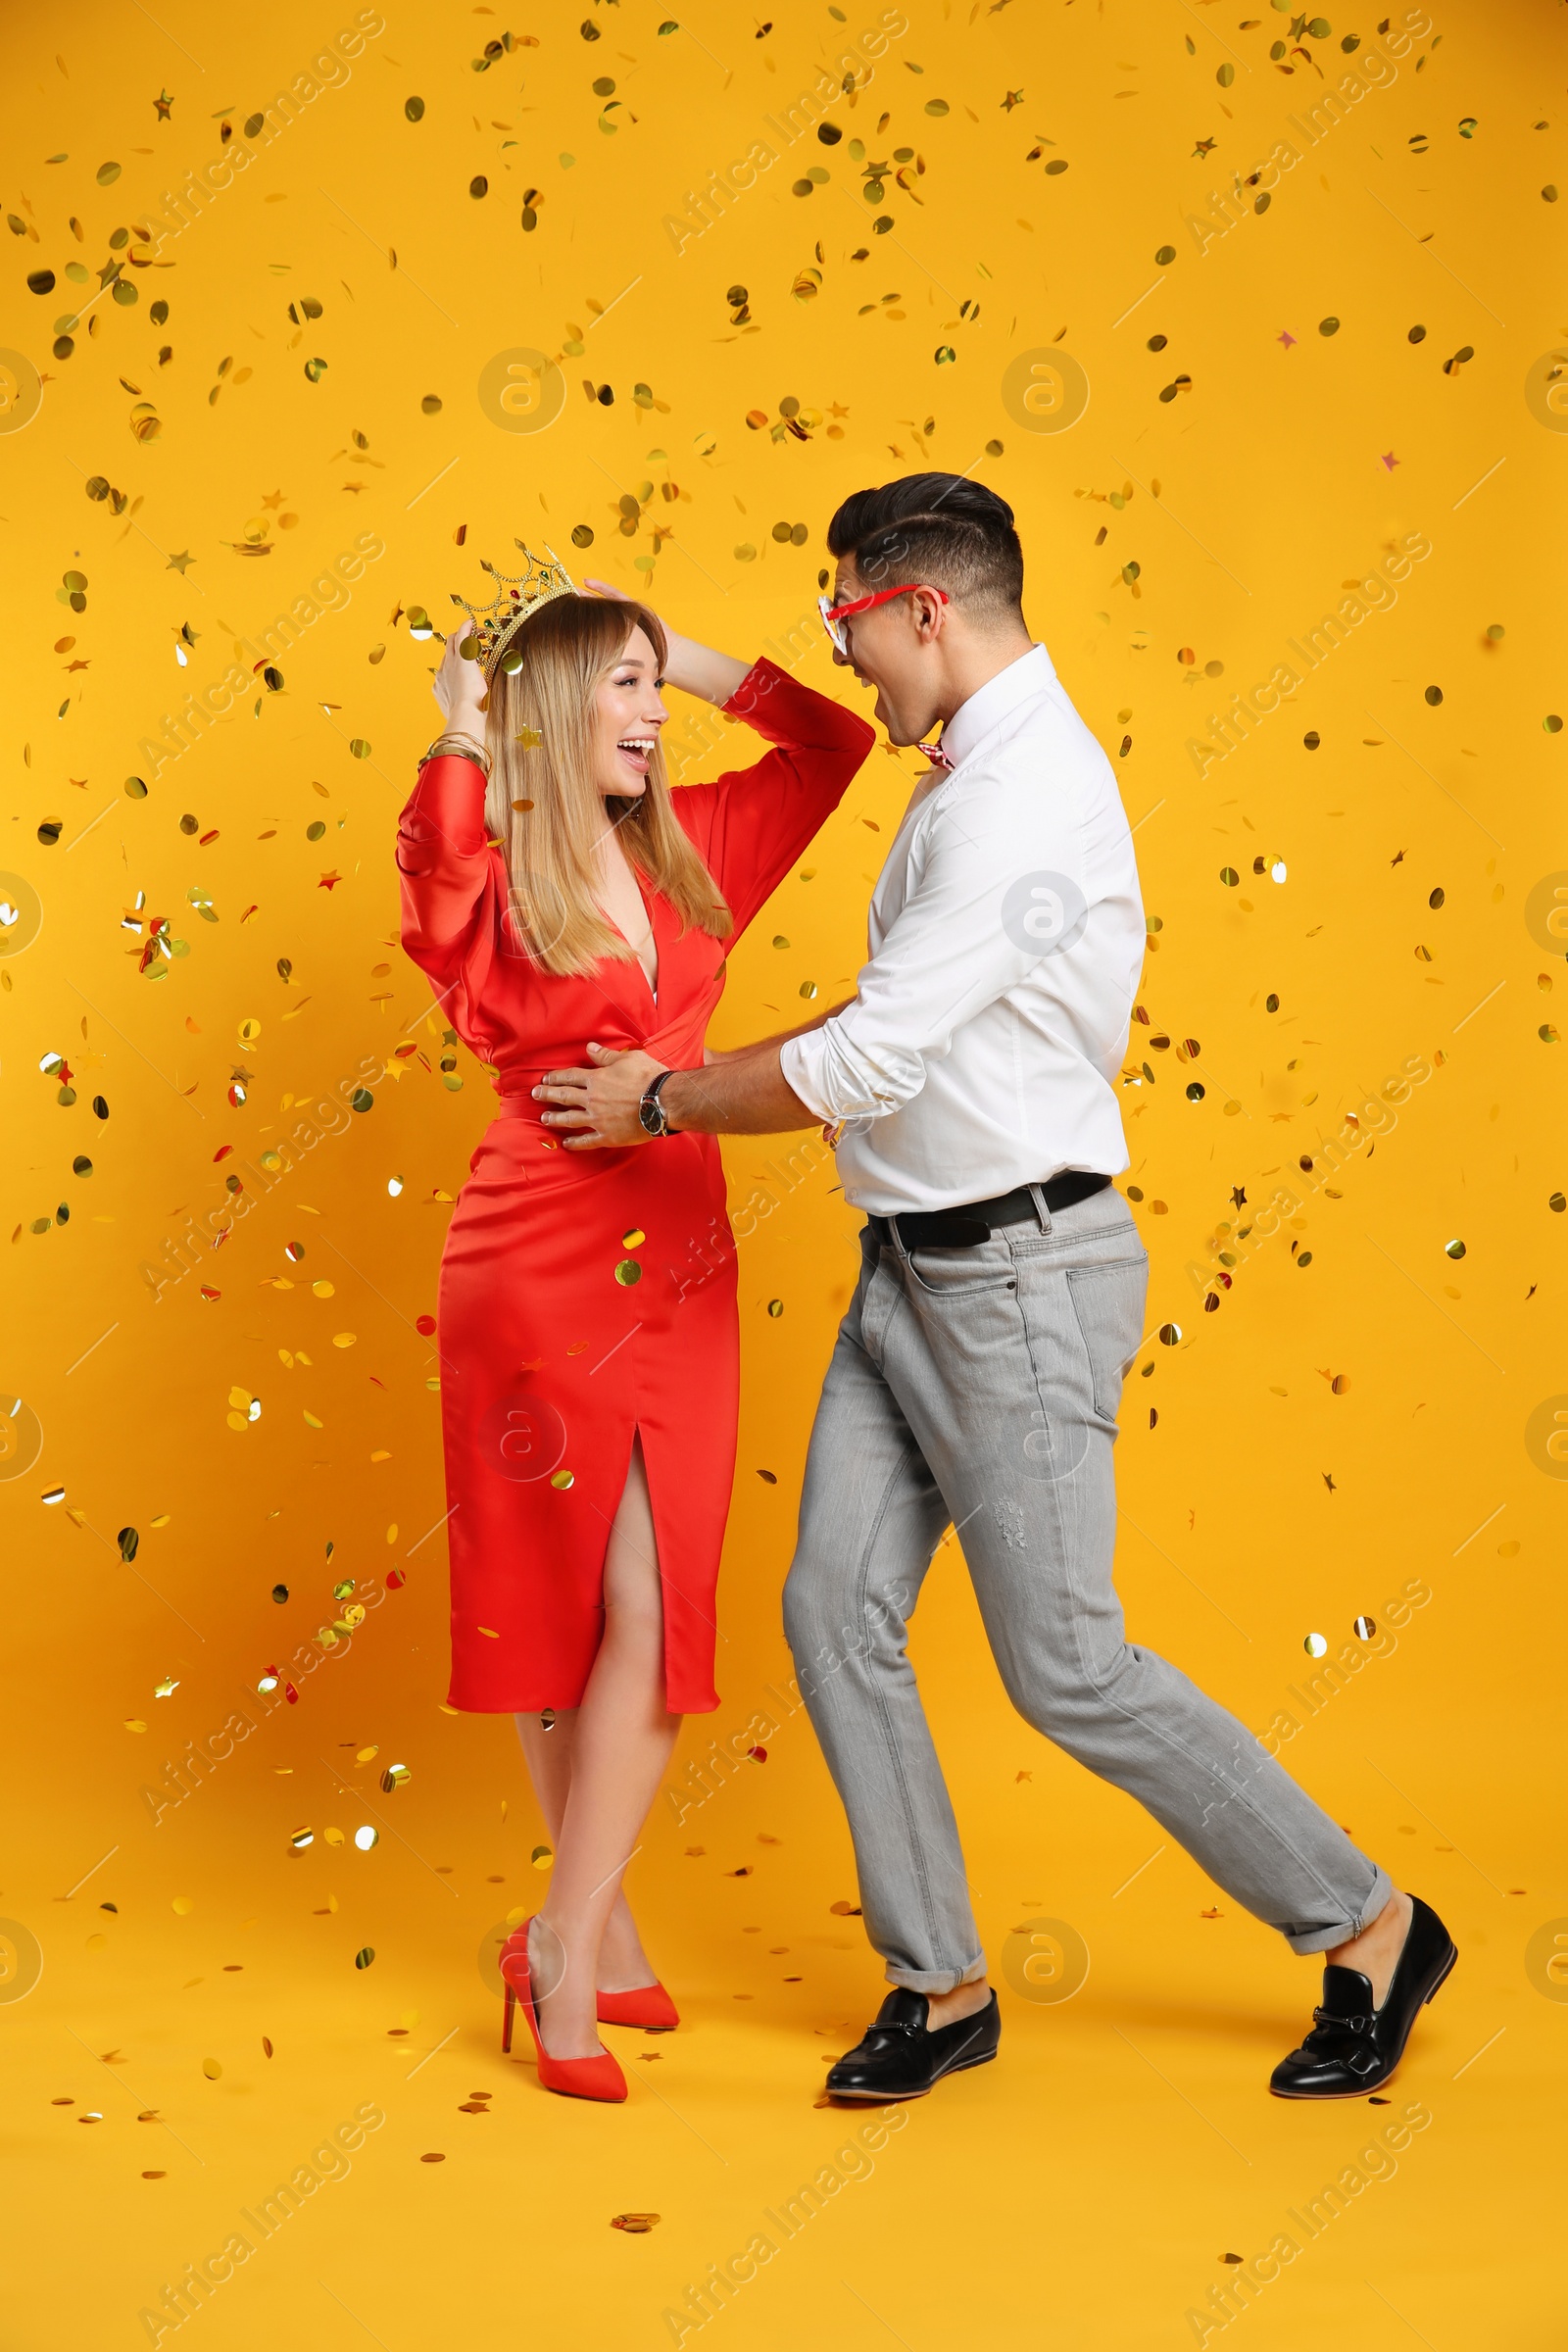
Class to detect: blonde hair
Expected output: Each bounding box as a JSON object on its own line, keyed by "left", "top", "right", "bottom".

{"left": 480, "top": 594, "right": 731, "bottom": 976}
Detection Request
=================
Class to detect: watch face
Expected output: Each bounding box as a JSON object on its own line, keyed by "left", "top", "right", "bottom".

{"left": 638, "top": 1097, "right": 663, "bottom": 1137}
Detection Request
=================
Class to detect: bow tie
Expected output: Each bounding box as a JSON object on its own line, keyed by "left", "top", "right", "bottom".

{"left": 917, "top": 739, "right": 955, "bottom": 771}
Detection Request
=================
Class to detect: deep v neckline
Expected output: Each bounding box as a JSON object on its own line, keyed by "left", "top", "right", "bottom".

{"left": 602, "top": 870, "right": 659, "bottom": 1002}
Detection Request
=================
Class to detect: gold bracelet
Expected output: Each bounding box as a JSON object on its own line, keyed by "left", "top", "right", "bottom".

{"left": 423, "top": 731, "right": 492, "bottom": 778}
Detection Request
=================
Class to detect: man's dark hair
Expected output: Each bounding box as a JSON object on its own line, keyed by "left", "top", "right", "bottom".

{"left": 826, "top": 473, "right": 1024, "bottom": 621}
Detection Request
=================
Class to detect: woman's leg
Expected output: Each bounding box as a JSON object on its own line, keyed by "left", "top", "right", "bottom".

{"left": 527, "top": 1436, "right": 680, "bottom": 2058}
{"left": 514, "top": 1709, "right": 662, "bottom": 1991}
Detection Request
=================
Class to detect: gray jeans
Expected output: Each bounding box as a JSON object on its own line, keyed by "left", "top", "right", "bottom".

{"left": 782, "top": 1190, "right": 1392, "bottom": 1992}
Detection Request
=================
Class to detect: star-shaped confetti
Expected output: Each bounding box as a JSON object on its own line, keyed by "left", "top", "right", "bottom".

{"left": 1277, "top": 329, "right": 1298, "bottom": 349}
{"left": 260, "top": 488, "right": 287, "bottom": 510}
{"left": 166, "top": 550, "right": 196, "bottom": 573}
{"left": 154, "top": 88, "right": 173, "bottom": 121}
{"left": 1001, "top": 88, "right": 1025, "bottom": 112}
{"left": 1193, "top": 137, "right": 1216, "bottom": 159}
{"left": 1322, "top": 1472, "right": 1337, "bottom": 1493}
{"left": 1230, "top": 1185, "right": 1247, "bottom": 1210}
{"left": 318, "top": 871, "right": 342, "bottom": 890}
{"left": 1380, "top": 451, "right": 1399, "bottom": 470}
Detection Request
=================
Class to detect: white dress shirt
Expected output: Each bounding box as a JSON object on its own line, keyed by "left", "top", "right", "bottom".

{"left": 780, "top": 644, "right": 1145, "bottom": 1215}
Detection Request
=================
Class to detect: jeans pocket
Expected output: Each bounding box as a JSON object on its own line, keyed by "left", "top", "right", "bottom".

{"left": 1065, "top": 1255, "right": 1149, "bottom": 1422}
{"left": 901, "top": 1241, "right": 1016, "bottom": 1300}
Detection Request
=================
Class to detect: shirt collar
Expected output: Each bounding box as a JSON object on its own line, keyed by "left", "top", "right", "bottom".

{"left": 933, "top": 643, "right": 1056, "bottom": 771}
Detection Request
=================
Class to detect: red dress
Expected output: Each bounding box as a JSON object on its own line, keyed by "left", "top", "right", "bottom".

{"left": 397, "top": 660, "right": 873, "bottom": 1714}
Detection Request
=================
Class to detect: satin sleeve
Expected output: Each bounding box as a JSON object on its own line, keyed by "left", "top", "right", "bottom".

{"left": 397, "top": 752, "right": 497, "bottom": 973}
{"left": 395, "top": 752, "right": 509, "bottom": 1053}
{"left": 671, "top": 658, "right": 875, "bottom": 942}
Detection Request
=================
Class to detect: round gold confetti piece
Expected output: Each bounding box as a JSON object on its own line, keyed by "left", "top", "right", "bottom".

{"left": 419, "top": 2152, "right": 446, "bottom": 2163}
{"left": 531, "top": 1843, "right": 554, "bottom": 1870}
{"left": 621, "top": 1227, "right": 646, "bottom": 1248}
{"left": 313, "top": 1279, "right": 335, "bottom": 1298}
{"left": 1445, "top": 1239, "right": 1466, "bottom": 1259}
{"left": 354, "top": 1947, "right": 375, "bottom": 1970}
{"left": 1352, "top": 1615, "right": 1377, "bottom": 1640}
{"left": 201, "top": 2058, "right": 221, "bottom": 2081}
{"left": 550, "top": 1469, "right": 574, "bottom": 1490}
{"left": 172, "top": 1894, "right": 193, "bottom": 1914}
{"left": 614, "top": 1258, "right": 642, "bottom": 1286}
{"left": 1303, "top": 1633, "right": 1329, "bottom": 1659}
{"left": 611, "top": 2213, "right": 662, "bottom": 2232}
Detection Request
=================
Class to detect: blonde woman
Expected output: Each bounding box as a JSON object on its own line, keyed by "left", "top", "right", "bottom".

{"left": 397, "top": 564, "right": 871, "bottom": 2100}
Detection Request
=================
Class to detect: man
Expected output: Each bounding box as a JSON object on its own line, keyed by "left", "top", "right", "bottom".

{"left": 537, "top": 475, "right": 1455, "bottom": 2103}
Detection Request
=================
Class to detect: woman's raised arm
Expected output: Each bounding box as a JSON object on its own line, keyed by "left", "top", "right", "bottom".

{"left": 397, "top": 627, "right": 497, "bottom": 972}
{"left": 582, "top": 576, "right": 749, "bottom": 707}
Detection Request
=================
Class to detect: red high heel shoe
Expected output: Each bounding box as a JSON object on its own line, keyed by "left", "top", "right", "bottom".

{"left": 501, "top": 1929, "right": 678, "bottom": 2030}
{"left": 596, "top": 1982, "right": 680, "bottom": 2031}
{"left": 500, "top": 1920, "right": 627, "bottom": 2103}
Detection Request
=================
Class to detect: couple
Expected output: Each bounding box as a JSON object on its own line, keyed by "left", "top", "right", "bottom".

{"left": 397, "top": 475, "right": 1454, "bottom": 2108}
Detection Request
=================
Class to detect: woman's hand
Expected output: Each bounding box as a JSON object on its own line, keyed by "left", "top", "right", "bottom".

{"left": 583, "top": 577, "right": 749, "bottom": 710}
{"left": 431, "top": 624, "right": 489, "bottom": 741}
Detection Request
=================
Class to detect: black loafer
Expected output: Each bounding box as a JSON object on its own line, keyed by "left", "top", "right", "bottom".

{"left": 825, "top": 1987, "right": 1001, "bottom": 2102}
{"left": 1270, "top": 1893, "right": 1457, "bottom": 2100}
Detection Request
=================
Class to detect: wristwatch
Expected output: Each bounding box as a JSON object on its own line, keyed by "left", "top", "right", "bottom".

{"left": 638, "top": 1068, "right": 680, "bottom": 1139}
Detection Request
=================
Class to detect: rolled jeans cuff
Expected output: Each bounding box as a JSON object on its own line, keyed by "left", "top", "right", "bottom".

{"left": 1282, "top": 1863, "right": 1396, "bottom": 1956}
{"left": 884, "top": 1953, "right": 989, "bottom": 1995}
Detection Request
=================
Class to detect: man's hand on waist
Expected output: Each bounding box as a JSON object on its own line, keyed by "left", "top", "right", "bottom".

{"left": 537, "top": 1042, "right": 819, "bottom": 1144}
{"left": 535, "top": 1045, "right": 662, "bottom": 1149}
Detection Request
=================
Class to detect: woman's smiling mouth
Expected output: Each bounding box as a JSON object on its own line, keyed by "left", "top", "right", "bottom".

{"left": 615, "top": 734, "right": 657, "bottom": 778}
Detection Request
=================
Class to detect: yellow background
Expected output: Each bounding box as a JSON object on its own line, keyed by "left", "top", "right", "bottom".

{"left": 1, "top": 0, "right": 1563, "bottom": 2344}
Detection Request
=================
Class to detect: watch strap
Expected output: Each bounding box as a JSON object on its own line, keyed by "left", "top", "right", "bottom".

{"left": 641, "top": 1066, "right": 679, "bottom": 1137}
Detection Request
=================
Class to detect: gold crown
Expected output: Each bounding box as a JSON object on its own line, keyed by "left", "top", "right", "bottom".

{"left": 451, "top": 542, "right": 577, "bottom": 675}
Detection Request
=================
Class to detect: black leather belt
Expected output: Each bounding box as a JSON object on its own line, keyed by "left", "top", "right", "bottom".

{"left": 867, "top": 1171, "right": 1111, "bottom": 1253}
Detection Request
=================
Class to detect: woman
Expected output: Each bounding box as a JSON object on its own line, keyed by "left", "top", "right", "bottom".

{"left": 397, "top": 557, "right": 872, "bottom": 2101}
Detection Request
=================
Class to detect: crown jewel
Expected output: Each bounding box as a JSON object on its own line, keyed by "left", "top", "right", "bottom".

{"left": 451, "top": 542, "right": 577, "bottom": 674}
